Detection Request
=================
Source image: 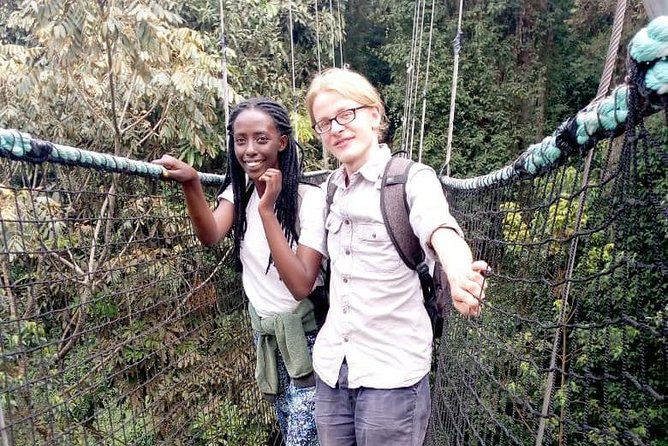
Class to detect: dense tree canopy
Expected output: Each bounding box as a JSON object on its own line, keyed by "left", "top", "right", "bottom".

{"left": 0, "top": 0, "right": 649, "bottom": 175}
{"left": 0, "top": 0, "right": 340, "bottom": 168}
{"left": 370, "top": 0, "right": 648, "bottom": 175}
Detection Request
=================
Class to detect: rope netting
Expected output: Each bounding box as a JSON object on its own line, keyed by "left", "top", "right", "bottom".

{"left": 1, "top": 15, "right": 666, "bottom": 446}
{"left": 428, "top": 114, "right": 666, "bottom": 446}
{"left": 426, "top": 18, "right": 667, "bottom": 445}
{"left": 0, "top": 166, "right": 285, "bottom": 444}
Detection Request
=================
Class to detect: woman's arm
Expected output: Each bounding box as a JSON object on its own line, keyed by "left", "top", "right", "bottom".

{"left": 152, "top": 155, "right": 234, "bottom": 246}
{"left": 257, "top": 169, "right": 323, "bottom": 300}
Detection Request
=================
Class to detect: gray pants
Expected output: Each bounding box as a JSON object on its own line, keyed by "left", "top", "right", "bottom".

{"left": 314, "top": 361, "right": 431, "bottom": 446}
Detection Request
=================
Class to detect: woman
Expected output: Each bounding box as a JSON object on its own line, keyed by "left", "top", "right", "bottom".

{"left": 154, "top": 97, "right": 325, "bottom": 446}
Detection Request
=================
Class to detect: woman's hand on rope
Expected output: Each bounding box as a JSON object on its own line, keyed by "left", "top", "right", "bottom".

{"left": 152, "top": 154, "right": 199, "bottom": 184}
{"left": 258, "top": 168, "right": 282, "bottom": 215}
{"left": 153, "top": 154, "right": 231, "bottom": 245}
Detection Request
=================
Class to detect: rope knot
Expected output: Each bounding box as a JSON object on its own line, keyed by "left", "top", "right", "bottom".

{"left": 554, "top": 117, "right": 581, "bottom": 157}
{"left": 27, "top": 139, "right": 54, "bottom": 163}
{"left": 629, "top": 16, "right": 668, "bottom": 63}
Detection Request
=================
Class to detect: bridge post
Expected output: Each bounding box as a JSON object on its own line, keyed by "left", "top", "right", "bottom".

{"left": 643, "top": 0, "right": 668, "bottom": 18}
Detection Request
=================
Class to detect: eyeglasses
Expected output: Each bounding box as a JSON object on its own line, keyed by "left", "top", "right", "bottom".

{"left": 312, "top": 106, "right": 369, "bottom": 134}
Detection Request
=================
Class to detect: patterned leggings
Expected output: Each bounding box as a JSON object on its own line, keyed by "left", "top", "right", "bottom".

{"left": 274, "top": 332, "right": 319, "bottom": 446}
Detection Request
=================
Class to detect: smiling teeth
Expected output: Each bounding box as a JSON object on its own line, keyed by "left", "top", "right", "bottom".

{"left": 246, "top": 161, "right": 261, "bottom": 167}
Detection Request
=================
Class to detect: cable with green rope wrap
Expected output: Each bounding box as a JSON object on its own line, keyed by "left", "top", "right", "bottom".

{"left": 439, "top": 15, "right": 668, "bottom": 191}
{"left": 0, "top": 128, "right": 225, "bottom": 186}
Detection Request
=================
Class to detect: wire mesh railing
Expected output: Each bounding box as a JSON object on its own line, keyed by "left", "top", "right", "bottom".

{"left": 426, "top": 16, "right": 667, "bottom": 445}
{"left": 0, "top": 163, "right": 284, "bottom": 445}
{"left": 429, "top": 119, "right": 666, "bottom": 445}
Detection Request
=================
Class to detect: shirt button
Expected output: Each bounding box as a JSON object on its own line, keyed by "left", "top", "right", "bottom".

{"left": 343, "top": 278, "right": 348, "bottom": 283}
{"left": 343, "top": 306, "right": 349, "bottom": 314}
{"left": 343, "top": 336, "right": 349, "bottom": 342}
{"left": 345, "top": 249, "right": 351, "bottom": 255}
{"left": 344, "top": 220, "right": 350, "bottom": 225}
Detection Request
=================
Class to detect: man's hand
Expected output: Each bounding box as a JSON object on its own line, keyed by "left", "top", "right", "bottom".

{"left": 431, "top": 227, "right": 489, "bottom": 317}
{"left": 449, "top": 260, "right": 489, "bottom": 316}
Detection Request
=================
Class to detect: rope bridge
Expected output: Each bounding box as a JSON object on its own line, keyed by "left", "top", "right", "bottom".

{"left": 1, "top": 18, "right": 667, "bottom": 446}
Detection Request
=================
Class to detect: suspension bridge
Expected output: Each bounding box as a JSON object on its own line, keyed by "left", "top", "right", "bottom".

{"left": 1, "top": 7, "right": 667, "bottom": 446}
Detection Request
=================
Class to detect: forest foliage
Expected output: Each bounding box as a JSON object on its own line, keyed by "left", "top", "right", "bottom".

{"left": 0, "top": 1, "right": 650, "bottom": 172}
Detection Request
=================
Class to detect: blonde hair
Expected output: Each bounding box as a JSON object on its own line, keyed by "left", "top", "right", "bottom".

{"left": 305, "top": 67, "right": 388, "bottom": 139}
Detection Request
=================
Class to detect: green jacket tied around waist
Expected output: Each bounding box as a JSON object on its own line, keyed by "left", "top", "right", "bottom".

{"left": 249, "top": 299, "right": 318, "bottom": 401}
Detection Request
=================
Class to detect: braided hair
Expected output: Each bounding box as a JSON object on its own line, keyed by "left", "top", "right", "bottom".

{"left": 218, "top": 97, "right": 303, "bottom": 272}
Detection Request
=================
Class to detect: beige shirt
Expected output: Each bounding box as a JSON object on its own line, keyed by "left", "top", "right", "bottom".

{"left": 313, "top": 145, "right": 463, "bottom": 389}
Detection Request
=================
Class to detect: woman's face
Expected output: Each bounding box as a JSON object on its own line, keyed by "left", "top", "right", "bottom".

{"left": 233, "top": 108, "right": 287, "bottom": 182}
{"left": 311, "top": 90, "right": 381, "bottom": 174}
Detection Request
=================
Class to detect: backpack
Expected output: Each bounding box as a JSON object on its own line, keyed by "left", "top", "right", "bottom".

{"left": 325, "top": 156, "right": 450, "bottom": 338}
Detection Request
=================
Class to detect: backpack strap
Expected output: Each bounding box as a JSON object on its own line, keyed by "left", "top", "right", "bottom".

{"left": 380, "top": 157, "right": 425, "bottom": 270}
{"left": 325, "top": 173, "right": 337, "bottom": 212}
{"left": 380, "top": 157, "right": 436, "bottom": 306}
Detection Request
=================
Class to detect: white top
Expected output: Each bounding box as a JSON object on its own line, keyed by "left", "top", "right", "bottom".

{"left": 219, "top": 183, "right": 328, "bottom": 318}
{"left": 312, "top": 145, "right": 463, "bottom": 389}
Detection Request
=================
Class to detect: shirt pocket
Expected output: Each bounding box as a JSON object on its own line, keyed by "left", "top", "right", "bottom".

{"left": 355, "top": 222, "right": 403, "bottom": 273}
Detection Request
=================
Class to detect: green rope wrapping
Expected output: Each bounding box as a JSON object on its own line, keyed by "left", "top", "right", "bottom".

{"left": 0, "top": 128, "right": 327, "bottom": 186}
{"left": 0, "top": 129, "right": 225, "bottom": 186}
{"left": 629, "top": 16, "right": 668, "bottom": 62}
{"left": 441, "top": 16, "right": 668, "bottom": 191}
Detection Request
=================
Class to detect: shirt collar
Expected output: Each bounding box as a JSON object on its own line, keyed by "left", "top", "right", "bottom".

{"left": 331, "top": 144, "right": 391, "bottom": 188}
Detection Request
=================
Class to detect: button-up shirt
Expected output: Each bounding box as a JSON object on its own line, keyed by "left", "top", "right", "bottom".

{"left": 313, "top": 145, "right": 463, "bottom": 389}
